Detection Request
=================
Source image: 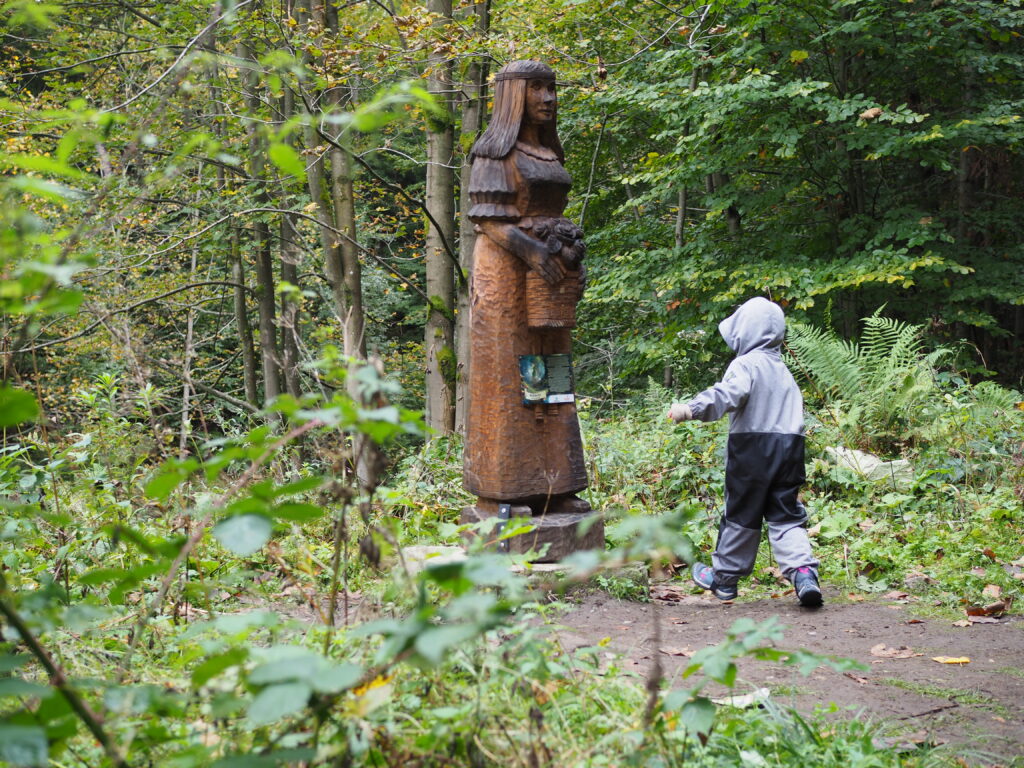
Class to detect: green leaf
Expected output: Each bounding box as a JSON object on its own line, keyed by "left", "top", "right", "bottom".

{"left": 0, "top": 655, "right": 29, "bottom": 674}
{"left": 144, "top": 461, "right": 195, "bottom": 501}
{"left": 192, "top": 648, "right": 249, "bottom": 687}
{"left": 0, "top": 152, "right": 92, "bottom": 180}
{"left": 272, "top": 502, "right": 323, "bottom": 522}
{"left": 267, "top": 142, "right": 305, "bottom": 182}
{"left": 7, "top": 175, "right": 77, "bottom": 202}
{"left": 246, "top": 681, "right": 311, "bottom": 726}
{"left": 212, "top": 756, "right": 278, "bottom": 768}
{"left": 0, "top": 387, "right": 39, "bottom": 427}
{"left": 679, "top": 696, "right": 716, "bottom": 736}
{"left": 0, "top": 724, "right": 48, "bottom": 767}
{"left": 0, "top": 678, "right": 50, "bottom": 698}
{"left": 789, "top": 50, "right": 809, "bottom": 63}
{"left": 414, "top": 624, "right": 479, "bottom": 665}
{"left": 213, "top": 514, "right": 272, "bottom": 556}
{"left": 311, "top": 662, "right": 362, "bottom": 694}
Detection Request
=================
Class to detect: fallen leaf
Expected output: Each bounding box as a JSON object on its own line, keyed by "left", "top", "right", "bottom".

{"left": 670, "top": 618, "right": 688, "bottom": 625}
{"left": 966, "top": 599, "right": 1008, "bottom": 617}
{"left": 967, "top": 615, "right": 1000, "bottom": 624}
{"left": 887, "top": 605, "right": 903, "bottom": 610}
{"left": 858, "top": 518, "right": 876, "bottom": 531}
{"left": 981, "top": 584, "right": 1001, "bottom": 599}
{"left": 903, "top": 571, "right": 934, "bottom": 588}
{"left": 847, "top": 593, "right": 866, "bottom": 602}
{"left": 981, "top": 547, "right": 997, "bottom": 561}
{"left": 870, "top": 643, "right": 917, "bottom": 659}
{"left": 874, "top": 731, "right": 944, "bottom": 751}
{"left": 971, "top": 567, "right": 987, "bottom": 577}
{"left": 952, "top": 620, "right": 971, "bottom": 627}
{"left": 712, "top": 687, "right": 770, "bottom": 708}
{"left": 807, "top": 522, "right": 821, "bottom": 538}
{"left": 659, "top": 646, "right": 695, "bottom": 658}
{"left": 932, "top": 656, "right": 970, "bottom": 665}
{"left": 859, "top": 106, "right": 883, "bottom": 120}
{"left": 651, "top": 585, "right": 685, "bottom": 602}
{"left": 906, "top": 619, "right": 924, "bottom": 625}
{"left": 882, "top": 590, "right": 910, "bottom": 601}
{"left": 844, "top": 672, "right": 870, "bottom": 685}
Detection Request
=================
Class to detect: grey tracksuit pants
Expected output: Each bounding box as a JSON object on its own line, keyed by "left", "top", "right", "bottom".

{"left": 712, "top": 432, "right": 819, "bottom": 586}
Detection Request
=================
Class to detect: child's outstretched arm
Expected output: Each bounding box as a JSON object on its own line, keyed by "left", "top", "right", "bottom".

{"left": 684, "top": 360, "right": 753, "bottom": 423}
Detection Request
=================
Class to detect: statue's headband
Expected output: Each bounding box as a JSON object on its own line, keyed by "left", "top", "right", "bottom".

{"left": 493, "top": 71, "right": 556, "bottom": 82}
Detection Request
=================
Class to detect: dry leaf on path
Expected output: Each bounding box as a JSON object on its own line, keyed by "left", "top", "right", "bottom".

{"left": 966, "top": 599, "right": 1009, "bottom": 617}
{"left": 932, "top": 656, "right": 970, "bottom": 665}
{"left": 711, "top": 688, "right": 770, "bottom": 708}
{"left": 847, "top": 593, "right": 866, "bottom": 602}
{"left": 967, "top": 615, "right": 1000, "bottom": 624}
{"left": 906, "top": 619, "right": 924, "bottom": 625}
{"left": 882, "top": 590, "right": 910, "bottom": 601}
{"left": 870, "top": 643, "right": 918, "bottom": 659}
{"left": 844, "top": 672, "right": 870, "bottom": 685}
{"left": 651, "top": 585, "right": 685, "bottom": 602}
{"left": 660, "top": 646, "right": 695, "bottom": 658}
{"left": 952, "top": 619, "right": 971, "bottom": 628}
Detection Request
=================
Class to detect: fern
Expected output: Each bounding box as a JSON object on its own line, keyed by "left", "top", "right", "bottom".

{"left": 786, "top": 314, "right": 936, "bottom": 453}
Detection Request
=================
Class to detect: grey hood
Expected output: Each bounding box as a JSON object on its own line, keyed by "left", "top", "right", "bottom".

{"left": 719, "top": 297, "right": 786, "bottom": 355}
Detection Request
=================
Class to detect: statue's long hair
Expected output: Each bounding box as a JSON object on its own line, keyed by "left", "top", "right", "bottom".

{"left": 470, "top": 60, "right": 565, "bottom": 162}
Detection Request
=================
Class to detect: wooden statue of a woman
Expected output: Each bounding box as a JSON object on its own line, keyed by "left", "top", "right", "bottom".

{"left": 461, "top": 60, "right": 602, "bottom": 559}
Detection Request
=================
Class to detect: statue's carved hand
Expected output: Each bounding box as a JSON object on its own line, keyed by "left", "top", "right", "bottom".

{"left": 526, "top": 243, "right": 566, "bottom": 285}
{"left": 560, "top": 239, "right": 585, "bottom": 268}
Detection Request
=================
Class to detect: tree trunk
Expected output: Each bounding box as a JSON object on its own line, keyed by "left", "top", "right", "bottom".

{"left": 424, "top": 0, "right": 456, "bottom": 436}
{"left": 240, "top": 39, "right": 281, "bottom": 406}
{"left": 280, "top": 213, "right": 302, "bottom": 398}
{"left": 231, "top": 228, "right": 259, "bottom": 406}
{"left": 454, "top": 0, "right": 490, "bottom": 435}
{"left": 327, "top": 105, "right": 366, "bottom": 360}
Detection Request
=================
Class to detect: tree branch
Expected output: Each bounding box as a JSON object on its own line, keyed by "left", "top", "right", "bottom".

{"left": 16, "top": 281, "right": 252, "bottom": 354}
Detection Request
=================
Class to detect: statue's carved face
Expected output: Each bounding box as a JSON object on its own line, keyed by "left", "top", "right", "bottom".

{"left": 524, "top": 78, "right": 557, "bottom": 125}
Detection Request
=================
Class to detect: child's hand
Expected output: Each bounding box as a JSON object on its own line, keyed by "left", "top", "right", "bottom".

{"left": 667, "top": 404, "right": 693, "bottom": 422}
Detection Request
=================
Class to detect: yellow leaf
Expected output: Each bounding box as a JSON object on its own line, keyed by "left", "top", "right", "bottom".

{"left": 932, "top": 656, "right": 970, "bottom": 665}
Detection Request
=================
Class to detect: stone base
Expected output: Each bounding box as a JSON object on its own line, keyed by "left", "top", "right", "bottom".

{"left": 460, "top": 498, "right": 604, "bottom": 563}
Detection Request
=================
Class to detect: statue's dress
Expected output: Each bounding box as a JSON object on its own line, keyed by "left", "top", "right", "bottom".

{"left": 463, "top": 142, "right": 588, "bottom": 501}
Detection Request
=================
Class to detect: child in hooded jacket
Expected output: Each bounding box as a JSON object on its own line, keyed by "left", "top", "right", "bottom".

{"left": 668, "top": 296, "right": 822, "bottom": 606}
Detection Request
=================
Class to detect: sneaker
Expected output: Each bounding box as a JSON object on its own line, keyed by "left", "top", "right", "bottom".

{"left": 793, "top": 567, "right": 823, "bottom": 607}
{"left": 691, "top": 562, "right": 738, "bottom": 601}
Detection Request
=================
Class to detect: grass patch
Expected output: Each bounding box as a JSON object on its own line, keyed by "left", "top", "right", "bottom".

{"left": 877, "top": 678, "right": 1010, "bottom": 716}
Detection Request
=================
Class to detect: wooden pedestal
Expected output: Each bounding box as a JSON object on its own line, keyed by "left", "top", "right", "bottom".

{"left": 460, "top": 497, "right": 604, "bottom": 563}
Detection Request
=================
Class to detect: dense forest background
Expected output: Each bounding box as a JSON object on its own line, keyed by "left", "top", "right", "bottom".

{"left": 4, "top": 0, "right": 1022, "bottom": 436}
{"left": 1, "top": 1, "right": 1023, "bottom": 766}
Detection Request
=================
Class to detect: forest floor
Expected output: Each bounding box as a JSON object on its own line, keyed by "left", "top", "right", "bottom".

{"left": 550, "top": 584, "right": 1024, "bottom": 763}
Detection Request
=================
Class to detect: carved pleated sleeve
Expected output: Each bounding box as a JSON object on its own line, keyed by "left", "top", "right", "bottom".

{"left": 467, "top": 156, "right": 519, "bottom": 222}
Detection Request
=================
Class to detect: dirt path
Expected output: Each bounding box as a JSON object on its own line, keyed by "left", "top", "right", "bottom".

{"left": 551, "top": 586, "right": 1024, "bottom": 762}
